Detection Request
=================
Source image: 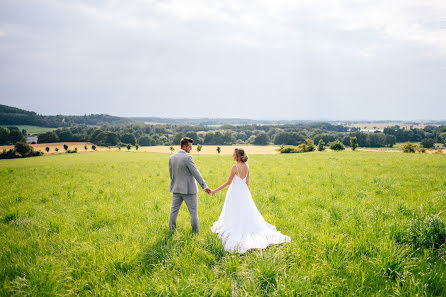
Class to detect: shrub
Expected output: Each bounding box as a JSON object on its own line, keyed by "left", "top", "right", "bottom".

{"left": 0, "top": 143, "right": 42, "bottom": 159}
{"left": 329, "top": 140, "right": 345, "bottom": 151}
{"left": 305, "top": 139, "right": 315, "bottom": 151}
{"left": 318, "top": 139, "right": 325, "bottom": 151}
{"left": 84, "top": 146, "right": 88, "bottom": 150}
{"left": 279, "top": 146, "right": 297, "bottom": 153}
{"left": 45, "top": 147, "right": 50, "bottom": 153}
{"left": 0, "top": 148, "right": 16, "bottom": 159}
{"left": 127, "top": 144, "right": 131, "bottom": 151}
{"left": 217, "top": 146, "right": 221, "bottom": 154}
{"left": 15, "top": 142, "right": 33, "bottom": 157}
{"left": 197, "top": 144, "right": 202, "bottom": 154}
{"left": 278, "top": 144, "right": 314, "bottom": 153}
{"left": 135, "top": 144, "right": 139, "bottom": 151}
{"left": 415, "top": 145, "right": 426, "bottom": 153}
{"left": 350, "top": 136, "right": 358, "bottom": 151}
{"left": 92, "top": 145, "right": 96, "bottom": 151}
{"left": 55, "top": 148, "right": 59, "bottom": 152}
{"left": 63, "top": 144, "right": 68, "bottom": 151}
{"left": 401, "top": 142, "right": 415, "bottom": 153}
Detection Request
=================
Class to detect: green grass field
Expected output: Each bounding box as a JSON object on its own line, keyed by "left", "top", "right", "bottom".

{"left": 1, "top": 151, "right": 445, "bottom": 296}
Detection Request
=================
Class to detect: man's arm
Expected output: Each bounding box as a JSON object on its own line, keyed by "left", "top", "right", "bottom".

{"left": 185, "top": 155, "right": 208, "bottom": 190}
{"left": 169, "top": 157, "right": 173, "bottom": 180}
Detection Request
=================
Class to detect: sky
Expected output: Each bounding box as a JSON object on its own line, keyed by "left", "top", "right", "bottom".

{"left": 0, "top": 0, "right": 445, "bottom": 121}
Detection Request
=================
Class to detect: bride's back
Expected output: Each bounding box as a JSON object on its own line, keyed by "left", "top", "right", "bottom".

{"left": 235, "top": 162, "right": 249, "bottom": 179}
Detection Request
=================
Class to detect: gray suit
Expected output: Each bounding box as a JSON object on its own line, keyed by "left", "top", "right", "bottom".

{"left": 168, "top": 150, "right": 207, "bottom": 233}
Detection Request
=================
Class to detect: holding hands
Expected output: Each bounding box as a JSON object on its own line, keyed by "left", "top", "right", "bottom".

{"left": 204, "top": 187, "right": 217, "bottom": 195}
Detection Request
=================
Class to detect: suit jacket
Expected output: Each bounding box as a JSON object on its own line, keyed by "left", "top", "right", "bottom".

{"left": 169, "top": 150, "right": 207, "bottom": 194}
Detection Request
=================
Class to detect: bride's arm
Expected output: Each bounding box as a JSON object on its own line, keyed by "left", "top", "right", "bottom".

{"left": 211, "top": 165, "right": 236, "bottom": 195}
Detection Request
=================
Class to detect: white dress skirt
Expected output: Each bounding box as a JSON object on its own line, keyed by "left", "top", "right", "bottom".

{"left": 211, "top": 170, "right": 291, "bottom": 254}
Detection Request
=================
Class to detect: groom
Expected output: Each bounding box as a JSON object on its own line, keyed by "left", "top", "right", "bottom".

{"left": 168, "top": 137, "right": 211, "bottom": 233}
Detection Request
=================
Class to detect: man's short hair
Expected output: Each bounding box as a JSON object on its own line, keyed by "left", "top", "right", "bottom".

{"left": 180, "top": 137, "right": 194, "bottom": 147}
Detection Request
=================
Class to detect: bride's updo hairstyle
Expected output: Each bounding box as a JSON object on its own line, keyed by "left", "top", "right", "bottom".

{"left": 235, "top": 148, "right": 248, "bottom": 163}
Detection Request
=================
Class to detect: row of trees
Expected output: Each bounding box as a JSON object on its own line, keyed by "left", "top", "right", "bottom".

{"left": 32, "top": 123, "right": 446, "bottom": 148}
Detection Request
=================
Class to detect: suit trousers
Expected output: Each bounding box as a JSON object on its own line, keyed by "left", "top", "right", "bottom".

{"left": 169, "top": 193, "right": 199, "bottom": 233}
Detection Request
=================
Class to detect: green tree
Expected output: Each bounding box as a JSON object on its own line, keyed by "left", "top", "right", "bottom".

{"left": 58, "top": 129, "right": 73, "bottom": 142}
{"left": 135, "top": 144, "right": 139, "bottom": 150}
{"left": 84, "top": 145, "right": 88, "bottom": 150}
{"left": 0, "top": 127, "right": 9, "bottom": 145}
{"left": 55, "top": 148, "right": 59, "bottom": 152}
{"left": 350, "top": 136, "right": 358, "bottom": 151}
{"left": 138, "top": 135, "right": 155, "bottom": 146}
{"left": 127, "top": 144, "right": 131, "bottom": 151}
{"left": 172, "top": 133, "right": 183, "bottom": 145}
{"left": 9, "top": 129, "right": 25, "bottom": 143}
{"left": 421, "top": 138, "right": 435, "bottom": 149}
{"left": 38, "top": 131, "right": 59, "bottom": 143}
{"left": 254, "top": 132, "right": 269, "bottom": 145}
{"left": 45, "top": 147, "right": 50, "bottom": 153}
{"left": 92, "top": 145, "right": 96, "bottom": 151}
{"left": 63, "top": 144, "right": 68, "bottom": 151}
{"left": 170, "top": 146, "right": 174, "bottom": 154}
{"left": 14, "top": 142, "right": 33, "bottom": 157}
{"left": 121, "top": 133, "right": 136, "bottom": 145}
{"left": 217, "top": 146, "right": 221, "bottom": 154}
{"left": 330, "top": 140, "right": 345, "bottom": 151}
{"left": 318, "top": 139, "right": 325, "bottom": 151}
{"left": 197, "top": 143, "right": 202, "bottom": 154}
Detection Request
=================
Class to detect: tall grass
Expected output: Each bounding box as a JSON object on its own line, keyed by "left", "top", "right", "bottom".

{"left": 1, "top": 151, "right": 445, "bottom": 296}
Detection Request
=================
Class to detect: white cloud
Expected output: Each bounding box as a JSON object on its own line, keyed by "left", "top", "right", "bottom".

{"left": 1, "top": 0, "right": 445, "bottom": 119}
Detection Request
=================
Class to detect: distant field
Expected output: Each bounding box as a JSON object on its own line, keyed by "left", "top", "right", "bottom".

{"left": 0, "top": 151, "right": 445, "bottom": 295}
{"left": 0, "top": 125, "right": 58, "bottom": 135}
{"left": 0, "top": 144, "right": 281, "bottom": 155}
{"left": 1, "top": 143, "right": 444, "bottom": 155}
{"left": 345, "top": 123, "right": 440, "bottom": 130}
{"left": 0, "top": 142, "right": 101, "bottom": 153}
{"left": 136, "top": 145, "right": 281, "bottom": 155}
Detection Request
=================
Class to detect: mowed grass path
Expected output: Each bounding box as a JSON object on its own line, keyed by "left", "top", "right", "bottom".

{"left": 1, "top": 151, "right": 445, "bottom": 296}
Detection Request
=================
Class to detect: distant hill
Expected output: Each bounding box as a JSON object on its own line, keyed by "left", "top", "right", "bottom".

{"left": 0, "top": 104, "right": 132, "bottom": 127}
{"left": 130, "top": 117, "right": 311, "bottom": 126}
{"left": 0, "top": 104, "right": 313, "bottom": 127}
{"left": 2, "top": 104, "right": 445, "bottom": 128}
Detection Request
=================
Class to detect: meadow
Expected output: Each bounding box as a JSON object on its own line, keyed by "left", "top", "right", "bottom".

{"left": 0, "top": 125, "right": 58, "bottom": 135}
{"left": 1, "top": 150, "right": 445, "bottom": 296}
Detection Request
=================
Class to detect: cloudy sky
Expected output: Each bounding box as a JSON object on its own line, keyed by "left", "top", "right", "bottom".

{"left": 0, "top": 0, "right": 445, "bottom": 120}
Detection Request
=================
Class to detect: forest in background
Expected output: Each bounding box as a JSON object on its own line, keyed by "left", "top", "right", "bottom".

{"left": 1, "top": 104, "right": 445, "bottom": 148}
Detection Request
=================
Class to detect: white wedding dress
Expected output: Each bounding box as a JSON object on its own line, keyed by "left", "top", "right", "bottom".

{"left": 211, "top": 166, "right": 291, "bottom": 253}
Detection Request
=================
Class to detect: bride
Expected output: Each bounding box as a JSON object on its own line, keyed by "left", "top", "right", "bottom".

{"left": 210, "top": 148, "right": 291, "bottom": 253}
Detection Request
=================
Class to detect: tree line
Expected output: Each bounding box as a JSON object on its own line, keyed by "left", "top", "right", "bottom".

{"left": 30, "top": 123, "right": 446, "bottom": 148}
{"left": 0, "top": 104, "right": 132, "bottom": 127}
